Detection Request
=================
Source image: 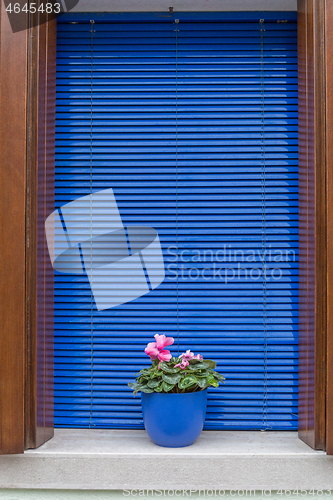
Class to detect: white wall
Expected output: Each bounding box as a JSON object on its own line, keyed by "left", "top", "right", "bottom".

{"left": 71, "top": 0, "right": 297, "bottom": 12}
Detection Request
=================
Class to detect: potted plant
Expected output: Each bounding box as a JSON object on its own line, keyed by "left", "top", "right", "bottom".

{"left": 128, "top": 334, "right": 225, "bottom": 448}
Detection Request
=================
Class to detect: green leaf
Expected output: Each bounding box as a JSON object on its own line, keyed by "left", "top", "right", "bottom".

{"left": 192, "top": 361, "right": 209, "bottom": 370}
{"left": 162, "top": 372, "right": 182, "bottom": 385}
{"left": 131, "top": 383, "right": 146, "bottom": 397}
{"left": 204, "top": 359, "right": 217, "bottom": 369}
{"left": 197, "top": 377, "right": 208, "bottom": 389}
{"left": 187, "top": 364, "right": 201, "bottom": 372}
{"left": 138, "top": 377, "right": 150, "bottom": 386}
{"left": 214, "top": 372, "right": 226, "bottom": 382}
{"left": 147, "top": 379, "right": 161, "bottom": 389}
{"left": 135, "top": 368, "right": 151, "bottom": 377}
{"left": 159, "top": 362, "right": 181, "bottom": 374}
{"left": 178, "top": 375, "right": 198, "bottom": 390}
{"left": 207, "top": 374, "right": 219, "bottom": 388}
{"left": 154, "top": 385, "right": 163, "bottom": 392}
{"left": 162, "top": 381, "right": 175, "bottom": 392}
{"left": 140, "top": 385, "right": 155, "bottom": 393}
{"left": 129, "top": 382, "right": 155, "bottom": 396}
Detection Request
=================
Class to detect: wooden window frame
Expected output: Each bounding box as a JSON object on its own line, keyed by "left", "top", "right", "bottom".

{"left": 0, "top": 1, "right": 56, "bottom": 454}
{"left": 0, "top": 0, "right": 332, "bottom": 454}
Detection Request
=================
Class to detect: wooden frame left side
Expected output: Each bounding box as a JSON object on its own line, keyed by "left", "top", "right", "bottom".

{"left": 0, "top": 1, "right": 56, "bottom": 454}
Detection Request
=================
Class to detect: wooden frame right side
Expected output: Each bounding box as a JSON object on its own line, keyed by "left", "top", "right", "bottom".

{"left": 298, "top": 0, "right": 333, "bottom": 453}
{"left": 324, "top": 0, "right": 333, "bottom": 457}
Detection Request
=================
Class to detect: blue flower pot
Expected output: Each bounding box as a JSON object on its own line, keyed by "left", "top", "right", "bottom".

{"left": 141, "top": 390, "right": 208, "bottom": 447}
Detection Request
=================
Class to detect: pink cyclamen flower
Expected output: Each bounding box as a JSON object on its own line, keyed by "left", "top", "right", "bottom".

{"left": 154, "top": 334, "right": 174, "bottom": 350}
{"left": 175, "top": 359, "right": 189, "bottom": 370}
{"left": 180, "top": 349, "right": 195, "bottom": 360}
{"left": 145, "top": 342, "right": 160, "bottom": 360}
{"left": 145, "top": 335, "right": 174, "bottom": 364}
{"left": 157, "top": 349, "right": 173, "bottom": 362}
{"left": 180, "top": 350, "right": 203, "bottom": 361}
{"left": 175, "top": 350, "right": 203, "bottom": 369}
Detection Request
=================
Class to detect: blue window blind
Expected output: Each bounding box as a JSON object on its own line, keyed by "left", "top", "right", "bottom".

{"left": 55, "top": 12, "right": 298, "bottom": 430}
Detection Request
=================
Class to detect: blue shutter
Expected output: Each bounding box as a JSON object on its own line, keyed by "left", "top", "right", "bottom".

{"left": 55, "top": 12, "right": 298, "bottom": 430}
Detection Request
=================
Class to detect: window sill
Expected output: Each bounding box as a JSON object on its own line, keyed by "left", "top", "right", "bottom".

{"left": 0, "top": 430, "right": 332, "bottom": 490}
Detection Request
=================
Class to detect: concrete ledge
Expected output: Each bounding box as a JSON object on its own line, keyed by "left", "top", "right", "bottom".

{"left": 0, "top": 430, "right": 332, "bottom": 490}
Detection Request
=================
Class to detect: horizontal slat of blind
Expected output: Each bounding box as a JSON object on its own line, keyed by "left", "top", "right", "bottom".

{"left": 55, "top": 12, "right": 298, "bottom": 430}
